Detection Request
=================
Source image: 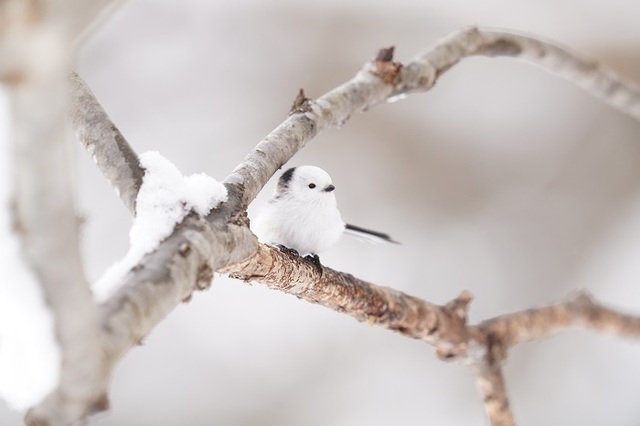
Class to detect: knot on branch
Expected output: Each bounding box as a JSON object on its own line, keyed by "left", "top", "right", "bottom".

{"left": 433, "top": 291, "right": 475, "bottom": 361}
{"left": 567, "top": 291, "right": 605, "bottom": 324}
{"left": 372, "top": 46, "right": 403, "bottom": 85}
{"left": 195, "top": 262, "right": 213, "bottom": 290}
{"left": 178, "top": 259, "right": 213, "bottom": 304}
{"left": 569, "top": 291, "right": 595, "bottom": 309}
{"left": 289, "top": 88, "right": 313, "bottom": 115}
{"left": 446, "top": 290, "right": 473, "bottom": 321}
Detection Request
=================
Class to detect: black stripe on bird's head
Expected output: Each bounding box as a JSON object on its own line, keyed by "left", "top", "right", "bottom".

{"left": 279, "top": 167, "right": 296, "bottom": 186}
{"left": 272, "top": 166, "right": 296, "bottom": 200}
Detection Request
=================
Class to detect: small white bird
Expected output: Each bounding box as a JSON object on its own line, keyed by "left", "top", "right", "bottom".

{"left": 251, "top": 165, "right": 397, "bottom": 265}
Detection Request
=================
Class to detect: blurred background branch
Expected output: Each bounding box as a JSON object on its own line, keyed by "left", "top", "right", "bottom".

{"left": 0, "top": 0, "right": 122, "bottom": 425}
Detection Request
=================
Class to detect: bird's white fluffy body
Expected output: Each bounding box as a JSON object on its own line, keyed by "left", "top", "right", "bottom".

{"left": 251, "top": 166, "right": 345, "bottom": 255}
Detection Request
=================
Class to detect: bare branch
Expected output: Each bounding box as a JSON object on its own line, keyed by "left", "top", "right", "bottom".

{"left": 480, "top": 292, "right": 640, "bottom": 348}
{"left": 399, "top": 27, "right": 640, "bottom": 120}
{"left": 7, "top": 32, "right": 105, "bottom": 426}
{"left": 469, "top": 360, "right": 514, "bottom": 426}
{"left": 222, "top": 249, "right": 640, "bottom": 426}
{"left": 0, "top": 2, "right": 127, "bottom": 424}
{"left": 223, "top": 66, "right": 393, "bottom": 209}
{"left": 69, "top": 71, "right": 142, "bottom": 214}
{"left": 224, "top": 244, "right": 472, "bottom": 351}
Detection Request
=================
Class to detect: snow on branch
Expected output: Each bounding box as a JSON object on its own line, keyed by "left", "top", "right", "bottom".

{"left": 56, "top": 27, "right": 640, "bottom": 426}
{"left": 93, "top": 151, "right": 227, "bottom": 301}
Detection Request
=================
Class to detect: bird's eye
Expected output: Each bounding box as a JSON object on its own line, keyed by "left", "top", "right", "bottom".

{"left": 308, "top": 183, "right": 316, "bottom": 189}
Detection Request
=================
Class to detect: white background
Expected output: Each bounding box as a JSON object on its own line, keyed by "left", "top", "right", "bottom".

{"left": 3, "top": 0, "right": 640, "bottom": 424}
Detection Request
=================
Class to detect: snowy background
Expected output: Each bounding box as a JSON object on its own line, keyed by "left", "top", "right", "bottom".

{"left": 3, "top": 0, "right": 640, "bottom": 425}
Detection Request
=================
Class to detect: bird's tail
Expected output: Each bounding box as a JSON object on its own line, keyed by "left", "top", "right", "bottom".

{"left": 344, "top": 223, "right": 399, "bottom": 245}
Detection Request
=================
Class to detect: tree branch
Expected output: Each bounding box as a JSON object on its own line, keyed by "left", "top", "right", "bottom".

{"left": 6, "top": 23, "right": 105, "bottom": 426}
{"left": 63, "top": 27, "right": 640, "bottom": 426}
{"left": 223, "top": 62, "right": 394, "bottom": 209}
{"left": 399, "top": 27, "right": 640, "bottom": 120}
{"left": 224, "top": 244, "right": 473, "bottom": 352}
{"left": 469, "top": 360, "right": 514, "bottom": 426}
{"left": 69, "top": 71, "right": 142, "bottom": 214}
{"left": 0, "top": 2, "right": 126, "bottom": 424}
{"left": 480, "top": 292, "right": 640, "bottom": 348}
{"left": 98, "top": 213, "right": 257, "bottom": 367}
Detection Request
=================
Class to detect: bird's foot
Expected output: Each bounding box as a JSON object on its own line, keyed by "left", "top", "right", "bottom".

{"left": 277, "top": 244, "right": 299, "bottom": 257}
{"left": 304, "top": 253, "right": 323, "bottom": 274}
{"left": 276, "top": 245, "right": 322, "bottom": 275}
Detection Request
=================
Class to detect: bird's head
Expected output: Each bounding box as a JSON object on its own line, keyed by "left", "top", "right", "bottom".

{"left": 274, "top": 165, "right": 336, "bottom": 202}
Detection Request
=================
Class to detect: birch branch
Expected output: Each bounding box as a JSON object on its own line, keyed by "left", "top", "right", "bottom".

{"left": 0, "top": 1, "right": 128, "bottom": 425}
{"left": 14, "top": 78, "right": 106, "bottom": 426}
{"left": 65, "top": 27, "right": 640, "bottom": 426}
{"left": 6, "top": 20, "right": 105, "bottom": 426}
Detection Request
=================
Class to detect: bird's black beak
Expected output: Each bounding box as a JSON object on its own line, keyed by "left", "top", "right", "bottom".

{"left": 324, "top": 184, "right": 335, "bottom": 192}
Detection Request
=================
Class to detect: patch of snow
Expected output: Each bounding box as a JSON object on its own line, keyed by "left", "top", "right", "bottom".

{"left": 92, "top": 151, "right": 227, "bottom": 301}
